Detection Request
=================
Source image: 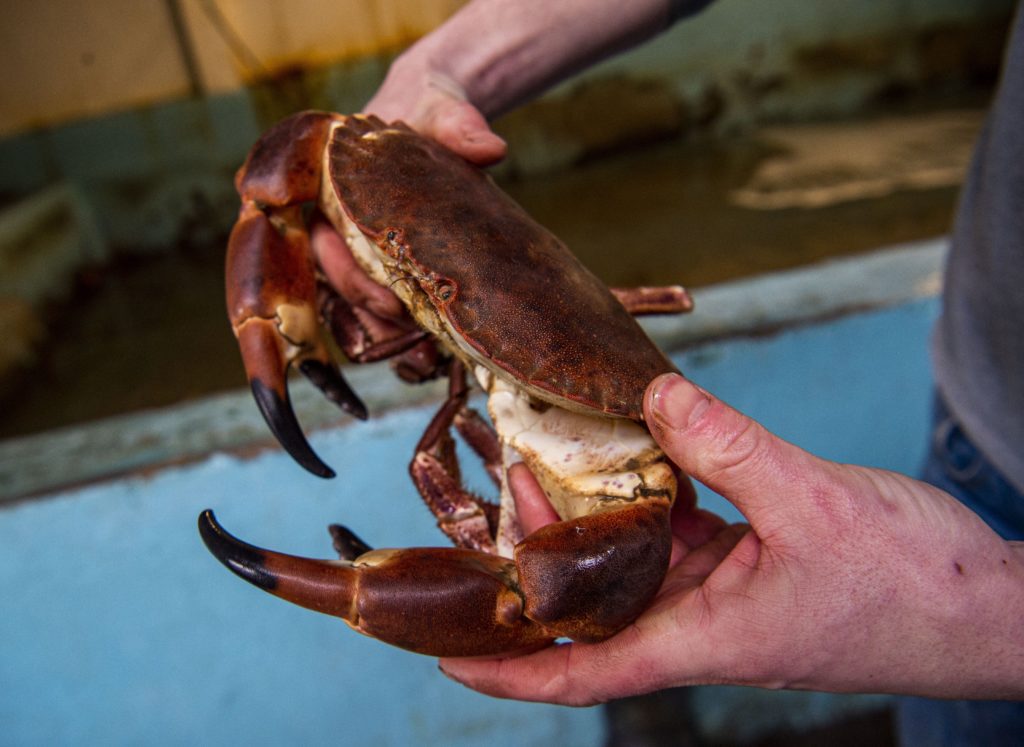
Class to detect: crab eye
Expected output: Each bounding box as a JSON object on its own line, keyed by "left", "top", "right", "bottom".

{"left": 386, "top": 230, "right": 398, "bottom": 243}
{"left": 437, "top": 283, "right": 455, "bottom": 302}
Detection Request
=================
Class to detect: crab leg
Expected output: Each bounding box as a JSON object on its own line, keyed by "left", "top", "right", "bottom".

{"left": 199, "top": 496, "right": 670, "bottom": 655}
{"left": 611, "top": 285, "right": 694, "bottom": 315}
{"left": 320, "top": 284, "right": 419, "bottom": 362}
{"left": 424, "top": 360, "right": 503, "bottom": 486}
{"left": 410, "top": 362, "right": 500, "bottom": 552}
{"left": 450, "top": 370, "right": 504, "bottom": 487}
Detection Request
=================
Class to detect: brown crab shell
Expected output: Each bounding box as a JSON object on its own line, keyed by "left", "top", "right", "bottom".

{"left": 327, "top": 117, "right": 678, "bottom": 421}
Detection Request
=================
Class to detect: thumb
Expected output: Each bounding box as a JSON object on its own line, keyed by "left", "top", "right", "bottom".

{"left": 426, "top": 100, "right": 507, "bottom": 166}
{"left": 644, "top": 373, "right": 822, "bottom": 529}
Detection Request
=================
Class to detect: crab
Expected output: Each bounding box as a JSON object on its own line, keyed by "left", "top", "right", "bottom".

{"left": 199, "top": 112, "right": 695, "bottom": 657}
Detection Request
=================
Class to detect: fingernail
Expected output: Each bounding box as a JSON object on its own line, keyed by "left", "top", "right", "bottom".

{"left": 650, "top": 373, "right": 711, "bottom": 430}
{"left": 438, "top": 662, "right": 465, "bottom": 685}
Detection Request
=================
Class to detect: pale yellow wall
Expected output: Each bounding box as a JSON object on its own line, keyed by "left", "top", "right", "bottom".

{"left": 0, "top": 1, "right": 192, "bottom": 134}
{"left": 0, "top": 0, "right": 464, "bottom": 137}
{"left": 180, "top": 0, "right": 464, "bottom": 92}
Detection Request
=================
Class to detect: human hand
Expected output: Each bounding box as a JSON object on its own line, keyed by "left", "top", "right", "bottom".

{"left": 439, "top": 373, "right": 1024, "bottom": 705}
{"left": 364, "top": 67, "right": 507, "bottom": 167}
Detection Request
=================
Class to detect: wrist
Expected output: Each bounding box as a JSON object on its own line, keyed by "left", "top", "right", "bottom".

{"left": 801, "top": 536, "right": 1024, "bottom": 699}
{"left": 389, "top": 7, "right": 532, "bottom": 119}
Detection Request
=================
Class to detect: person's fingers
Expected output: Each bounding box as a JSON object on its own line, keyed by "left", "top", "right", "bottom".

{"left": 508, "top": 462, "right": 560, "bottom": 535}
{"left": 310, "top": 217, "right": 405, "bottom": 320}
{"left": 425, "top": 100, "right": 508, "bottom": 166}
{"left": 644, "top": 373, "right": 825, "bottom": 532}
{"left": 440, "top": 635, "right": 669, "bottom": 706}
{"left": 365, "top": 71, "right": 507, "bottom": 166}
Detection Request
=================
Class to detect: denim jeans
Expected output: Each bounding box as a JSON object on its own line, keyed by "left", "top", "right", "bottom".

{"left": 895, "top": 393, "right": 1024, "bottom": 746}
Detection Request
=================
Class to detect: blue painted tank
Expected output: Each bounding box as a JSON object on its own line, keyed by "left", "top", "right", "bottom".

{"left": 0, "top": 241, "right": 942, "bottom": 744}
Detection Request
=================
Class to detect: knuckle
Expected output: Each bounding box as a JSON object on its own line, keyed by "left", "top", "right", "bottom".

{"left": 701, "top": 415, "right": 771, "bottom": 485}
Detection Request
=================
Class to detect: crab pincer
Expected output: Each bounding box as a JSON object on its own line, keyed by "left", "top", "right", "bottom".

{"left": 226, "top": 113, "right": 360, "bottom": 477}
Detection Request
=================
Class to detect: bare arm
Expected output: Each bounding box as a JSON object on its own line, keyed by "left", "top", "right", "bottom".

{"left": 440, "top": 374, "right": 1024, "bottom": 705}
{"left": 364, "top": 0, "right": 711, "bottom": 163}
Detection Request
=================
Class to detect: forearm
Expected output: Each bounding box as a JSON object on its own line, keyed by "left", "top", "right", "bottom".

{"left": 373, "top": 0, "right": 708, "bottom": 120}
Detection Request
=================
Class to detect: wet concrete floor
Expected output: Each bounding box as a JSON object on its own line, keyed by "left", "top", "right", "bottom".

{"left": 0, "top": 117, "right": 967, "bottom": 439}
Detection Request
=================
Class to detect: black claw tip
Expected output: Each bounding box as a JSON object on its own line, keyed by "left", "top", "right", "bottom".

{"left": 298, "top": 360, "right": 368, "bottom": 421}
{"left": 250, "top": 378, "right": 336, "bottom": 478}
{"left": 198, "top": 510, "right": 277, "bottom": 591}
{"left": 328, "top": 524, "right": 373, "bottom": 561}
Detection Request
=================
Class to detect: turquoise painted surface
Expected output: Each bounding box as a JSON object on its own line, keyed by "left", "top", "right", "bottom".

{"left": 0, "top": 407, "right": 597, "bottom": 746}
{"left": 681, "top": 298, "right": 939, "bottom": 524}
{"left": 0, "top": 297, "right": 938, "bottom": 744}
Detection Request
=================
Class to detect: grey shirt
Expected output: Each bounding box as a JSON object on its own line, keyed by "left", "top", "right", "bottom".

{"left": 932, "top": 5, "right": 1024, "bottom": 493}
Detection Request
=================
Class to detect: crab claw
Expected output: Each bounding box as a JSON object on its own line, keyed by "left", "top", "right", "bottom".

{"left": 199, "top": 509, "right": 358, "bottom": 616}
{"left": 228, "top": 200, "right": 371, "bottom": 478}
{"left": 247, "top": 360, "right": 335, "bottom": 479}
{"left": 234, "top": 316, "right": 350, "bottom": 478}
{"left": 198, "top": 510, "right": 555, "bottom": 657}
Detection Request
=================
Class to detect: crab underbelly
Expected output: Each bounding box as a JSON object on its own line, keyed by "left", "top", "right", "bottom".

{"left": 476, "top": 367, "right": 675, "bottom": 529}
